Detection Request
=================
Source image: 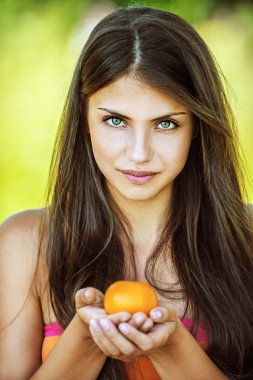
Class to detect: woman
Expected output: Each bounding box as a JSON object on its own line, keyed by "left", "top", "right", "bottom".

{"left": 1, "top": 5, "right": 253, "bottom": 380}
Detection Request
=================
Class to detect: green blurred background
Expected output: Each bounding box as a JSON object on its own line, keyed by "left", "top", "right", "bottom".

{"left": 1, "top": 0, "right": 253, "bottom": 223}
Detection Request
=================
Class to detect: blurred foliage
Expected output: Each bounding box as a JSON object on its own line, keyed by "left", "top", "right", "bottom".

{"left": 114, "top": 0, "right": 253, "bottom": 24}
{"left": 0, "top": 0, "right": 253, "bottom": 223}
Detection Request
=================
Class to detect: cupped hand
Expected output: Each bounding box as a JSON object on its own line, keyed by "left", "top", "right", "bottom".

{"left": 88, "top": 303, "right": 178, "bottom": 361}
{"left": 75, "top": 287, "right": 131, "bottom": 327}
{"left": 75, "top": 287, "right": 155, "bottom": 332}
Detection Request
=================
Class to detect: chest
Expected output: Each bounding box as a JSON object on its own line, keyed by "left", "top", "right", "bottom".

{"left": 133, "top": 254, "right": 189, "bottom": 318}
{"left": 39, "top": 251, "right": 189, "bottom": 324}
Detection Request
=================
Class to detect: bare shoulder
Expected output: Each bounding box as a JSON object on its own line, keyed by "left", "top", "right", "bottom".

{"left": 0, "top": 208, "right": 47, "bottom": 288}
{"left": 0, "top": 207, "right": 45, "bottom": 239}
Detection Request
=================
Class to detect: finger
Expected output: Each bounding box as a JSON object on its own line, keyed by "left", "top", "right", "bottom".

{"left": 75, "top": 287, "right": 104, "bottom": 309}
{"left": 128, "top": 312, "right": 147, "bottom": 328}
{"left": 108, "top": 312, "right": 132, "bottom": 325}
{"left": 90, "top": 319, "right": 129, "bottom": 357}
{"left": 128, "top": 313, "right": 154, "bottom": 332}
{"left": 118, "top": 321, "right": 176, "bottom": 352}
{"left": 75, "top": 288, "right": 96, "bottom": 308}
{"left": 139, "top": 318, "right": 154, "bottom": 333}
{"left": 89, "top": 324, "right": 111, "bottom": 356}
{"left": 89, "top": 320, "right": 121, "bottom": 357}
{"left": 77, "top": 305, "right": 106, "bottom": 327}
{"left": 98, "top": 318, "right": 136, "bottom": 356}
{"left": 118, "top": 323, "right": 154, "bottom": 352}
{"left": 149, "top": 304, "right": 177, "bottom": 324}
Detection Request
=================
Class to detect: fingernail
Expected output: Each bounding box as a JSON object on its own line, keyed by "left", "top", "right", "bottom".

{"left": 135, "top": 315, "right": 144, "bottom": 324}
{"left": 100, "top": 319, "right": 110, "bottom": 331}
{"left": 84, "top": 288, "right": 93, "bottom": 298}
{"left": 120, "top": 313, "right": 130, "bottom": 322}
{"left": 151, "top": 310, "right": 162, "bottom": 319}
{"left": 119, "top": 323, "right": 129, "bottom": 334}
{"left": 90, "top": 319, "right": 100, "bottom": 332}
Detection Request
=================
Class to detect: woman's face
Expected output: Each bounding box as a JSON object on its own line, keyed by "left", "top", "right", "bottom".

{"left": 87, "top": 75, "right": 193, "bottom": 204}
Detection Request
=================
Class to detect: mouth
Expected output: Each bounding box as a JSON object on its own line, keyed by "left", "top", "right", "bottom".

{"left": 120, "top": 170, "right": 158, "bottom": 184}
{"left": 121, "top": 170, "right": 158, "bottom": 177}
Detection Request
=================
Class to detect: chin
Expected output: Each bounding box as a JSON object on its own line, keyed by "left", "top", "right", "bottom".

{"left": 119, "top": 188, "right": 159, "bottom": 202}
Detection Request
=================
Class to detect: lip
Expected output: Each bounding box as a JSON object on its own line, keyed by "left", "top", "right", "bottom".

{"left": 120, "top": 170, "right": 157, "bottom": 185}
{"left": 121, "top": 170, "right": 158, "bottom": 177}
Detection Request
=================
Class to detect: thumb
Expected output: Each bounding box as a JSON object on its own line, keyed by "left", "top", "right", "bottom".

{"left": 75, "top": 287, "right": 104, "bottom": 309}
{"left": 149, "top": 303, "right": 177, "bottom": 323}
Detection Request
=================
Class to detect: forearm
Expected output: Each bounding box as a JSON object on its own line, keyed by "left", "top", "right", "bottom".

{"left": 30, "top": 314, "right": 107, "bottom": 380}
{"left": 149, "top": 319, "right": 228, "bottom": 380}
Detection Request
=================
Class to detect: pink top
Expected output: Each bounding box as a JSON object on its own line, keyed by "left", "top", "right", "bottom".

{"left": 43, "top": 317, "right": 208, "bottom": 341}
{"left": 44, "top": 321, "right": 64, "bottom": 337}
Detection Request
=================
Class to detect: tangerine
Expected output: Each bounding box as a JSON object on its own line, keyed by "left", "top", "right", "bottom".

{"left": 104, "top": 280, "right": 158, "bottom": 315}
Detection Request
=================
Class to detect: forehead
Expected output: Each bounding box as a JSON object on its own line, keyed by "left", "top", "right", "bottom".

{"left": 88, "top": 75, "right": 186, "bottom": 112}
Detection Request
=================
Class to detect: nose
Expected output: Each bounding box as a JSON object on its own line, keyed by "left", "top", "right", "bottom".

{"left": 126, "top": 128, "right": 152, "bottom": 164}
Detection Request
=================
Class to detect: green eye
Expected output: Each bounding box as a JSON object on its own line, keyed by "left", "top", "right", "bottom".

{"left": 158, "top": 119, "right": 178, "bottom": 130}
{"left": 103, "top": 116, "right": 124, "bottom": 127}
{"left": 111, "top": 117, "right": 121, "bottom": 126}
{"left": 161, "top": 120, "right": 175, "bottom": 129}
{"left": 161, "top": 121, "right": 171, "bottom": 128}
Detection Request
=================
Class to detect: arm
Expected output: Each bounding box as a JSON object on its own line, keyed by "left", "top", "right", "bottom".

{"left": 31, "top": 313, "right": 106, "bottom": 380}
{"left": 149, "top": 317, "right": 228, "bottom": 380}
{"left": 0, "top": 210, "right": 106, "bottom": 380}
{"left": 152, "top": 201, "right": 252, "bottom": 379}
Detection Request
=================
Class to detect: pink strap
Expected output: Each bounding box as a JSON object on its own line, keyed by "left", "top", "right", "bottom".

{"left": 44, "top": 321, "right": 63, "bottom": 337}
{"left": 181, "top": 317, "right": 208, "bottom": 341}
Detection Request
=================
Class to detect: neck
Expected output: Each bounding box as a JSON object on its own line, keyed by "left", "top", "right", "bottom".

{"left": 110, "top": 190, "right": 172, "bottom": 246}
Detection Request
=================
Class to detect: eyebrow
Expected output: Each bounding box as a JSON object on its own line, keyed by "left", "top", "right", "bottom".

{"left": 97, "top": 107, "right": 187, "bottom": 122}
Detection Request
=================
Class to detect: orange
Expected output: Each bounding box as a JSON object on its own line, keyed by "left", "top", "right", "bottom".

{"left": 104, "top": 280, "right": 158, "bottom": 315}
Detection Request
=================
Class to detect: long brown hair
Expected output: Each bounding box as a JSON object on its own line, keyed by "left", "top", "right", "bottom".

{"left": 44, "top": 6, "right": 253, "bottom": 379}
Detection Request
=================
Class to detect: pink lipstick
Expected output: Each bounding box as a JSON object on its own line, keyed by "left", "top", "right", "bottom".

{"left": 121, "top": 170, "right": 157, "bottom": 184}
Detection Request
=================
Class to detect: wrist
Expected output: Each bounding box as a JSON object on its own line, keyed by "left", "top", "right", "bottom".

{"left": 73, "top": 312, "right": 92, "bottom": 339}
{"left": 60, "top": 313, "right": 106, "bottom": 362}
{"left": 149, "top": 319, "right": 228, "bottom": 380}
{"left": 72, "top": 313, "right": 105, "bottom": 354}
{"left": 149, "top": 317, "right": 185, "bottom": 361}
{"left": 36, "top": 313, "right": 107, "bottom": 380}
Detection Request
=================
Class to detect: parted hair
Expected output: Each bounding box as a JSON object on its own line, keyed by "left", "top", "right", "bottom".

{"left": 44, "top": 6, "right": 253, "bottom": 379}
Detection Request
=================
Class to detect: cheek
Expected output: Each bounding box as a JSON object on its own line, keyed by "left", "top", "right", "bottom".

{"left": 177, "top": 138, "right": 192, "bottom": 161}
{"left": 91, "top": 139, "right": 111, "bottom": 168}
{"left": 159, "top": 135, "right": 192, "bottom": 167}
{"left": 89, "top": 130, "right": 124, "bottom": 167}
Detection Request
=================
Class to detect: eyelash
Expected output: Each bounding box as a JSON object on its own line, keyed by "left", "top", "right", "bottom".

{"left": 101, "top": 115, "right": 180, "bottom": 131}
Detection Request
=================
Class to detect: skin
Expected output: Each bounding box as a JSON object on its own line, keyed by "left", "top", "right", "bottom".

{"left": 87, "top": 73, "right": 194, "bottom": 246}
{"left": 0, "top": 75, "right": 228, "bottom": 379}
{"left": 76, "top": 287, "right": 178, "bottom": 362}
{"left": 87, "top": 74, "right": 193, "bottom": 205}
{"left": 74, "top": 75, "right": 249, "bottom": 376}
{"left": 75, "top": 288, "right": 228, "bottom": 379}
{"left": 81, "top": 73, "right": 193, "bottom": 359}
